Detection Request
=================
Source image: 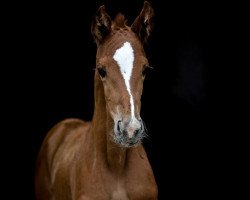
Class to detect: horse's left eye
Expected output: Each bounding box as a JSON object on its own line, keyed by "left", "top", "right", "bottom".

{"left": 142, "top": 65, "right": 152, "bottom": 76}
{"left": 97, "top": 68, "right": 106, "bottom": 78}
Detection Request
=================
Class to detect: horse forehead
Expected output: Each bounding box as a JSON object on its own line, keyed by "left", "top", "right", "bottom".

{"left": 113, "top": 42, "right": 134, "bottom": 61}
{"left": 97, "top": 32, "right": 146, "bottom": 66}
{"left": 109, "top": 41, "right": 138, "bottom": 56}
{"left": 104, "top": 31, "right": 143, "bottom": 54}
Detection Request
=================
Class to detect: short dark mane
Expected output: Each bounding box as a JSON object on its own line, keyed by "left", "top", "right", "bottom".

{"left": 113, "top": 13, "right": 127, "bottom": 28}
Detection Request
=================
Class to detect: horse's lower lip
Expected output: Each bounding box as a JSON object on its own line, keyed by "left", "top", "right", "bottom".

{"left": 124, "top": 140, "right": 140, "bottom": 147}
{"left": 114, "top": 133, "right": 141, "bottom": 147}
{"left": 129, "top": 141, "right": 138, "bottom": 145}
{"left": 114, "top": 139, "right": 140, "bottom": 147}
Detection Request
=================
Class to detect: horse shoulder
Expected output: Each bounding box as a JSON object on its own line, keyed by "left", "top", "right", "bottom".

{"left": 125, "top": 146, "right": 158, "bottom": 199}
{"left": 35, "top": 118, "right": 91, "bottom": 200}
{"left": 41, "top": 118, "right": 90, "bottom": 168}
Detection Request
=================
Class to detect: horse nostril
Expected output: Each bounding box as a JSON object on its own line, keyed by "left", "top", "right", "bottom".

{"left": 133, "top": 120, "right": 143, "bottom": 137}
{"left": 117, "top": 120, "right": 122, "bottom": 133}
{"left": 134, "top": 129, "right": 140, "bottom": 136}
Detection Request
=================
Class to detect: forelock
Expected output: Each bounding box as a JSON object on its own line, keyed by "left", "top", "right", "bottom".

{"left": 113, "top": 13, "right": 127, "bottom": 28}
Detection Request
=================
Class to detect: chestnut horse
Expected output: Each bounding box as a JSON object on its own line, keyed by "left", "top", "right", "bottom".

{"left": 35, "top": 2, "right": 157, "bottom": 199}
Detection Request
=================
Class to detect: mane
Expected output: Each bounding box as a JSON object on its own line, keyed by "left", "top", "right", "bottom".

{"left": 113, "top": 13, "right": 127, "bottom": 28}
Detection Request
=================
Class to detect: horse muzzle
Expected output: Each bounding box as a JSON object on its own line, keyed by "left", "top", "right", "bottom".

{"left": 114, "top": 117, "right": 145, "bottom": 147}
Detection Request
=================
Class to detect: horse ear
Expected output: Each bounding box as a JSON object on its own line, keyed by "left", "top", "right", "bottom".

{"left": 91, "top": 5, "right": 112, "bottom": 45}
{"left": 131, "top": 1, "right": 154, "bottom": 44}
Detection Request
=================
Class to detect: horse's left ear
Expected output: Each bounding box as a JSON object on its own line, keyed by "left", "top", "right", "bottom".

{"left": 131, "top": 1, "right": 154, "bottom": 44}
{"left": 91, "top": 5, "right": 112, "bottom": 45}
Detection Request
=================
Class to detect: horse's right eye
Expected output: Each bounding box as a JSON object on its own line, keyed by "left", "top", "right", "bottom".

{"left": 97, "top": 68, "right": 106, "bottom": 78}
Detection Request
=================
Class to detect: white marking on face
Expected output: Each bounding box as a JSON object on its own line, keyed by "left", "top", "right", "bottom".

{"left": 113, "top": 42, "right": 135, "bottom": 119}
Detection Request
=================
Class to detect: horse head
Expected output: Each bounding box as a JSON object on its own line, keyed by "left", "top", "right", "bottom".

{"left": 91, "top": 1, "right": 154, "bottom": 147}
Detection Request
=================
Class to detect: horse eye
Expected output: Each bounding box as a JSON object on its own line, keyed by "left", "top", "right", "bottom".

{"left": 97, "top": 68, "right": 106, "bottom": 78}
{"left": 142, "top": 65, "right": 152, "bottom": 76}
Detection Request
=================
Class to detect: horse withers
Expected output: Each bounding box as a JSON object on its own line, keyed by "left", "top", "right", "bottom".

{"left": 35, "top": 2, "right": 158, "bottom": 199}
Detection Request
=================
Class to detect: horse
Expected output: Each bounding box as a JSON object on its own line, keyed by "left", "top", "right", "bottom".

{"left": 35, "top": 1, "right": 158, "bottom": 199}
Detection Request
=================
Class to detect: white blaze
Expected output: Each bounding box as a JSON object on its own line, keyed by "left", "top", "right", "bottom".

{"left": 113, "top": 42, "right": 135, "bottom": 119}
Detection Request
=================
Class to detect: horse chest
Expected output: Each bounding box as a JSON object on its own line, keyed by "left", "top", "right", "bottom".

{"left": 109, "top": 174, "right": 156, "bottom": 200}
{"left": 110, "top": 180, "right": 151, "bottom": 200}
{"left": 110, "top": 184, "right": 129, "bottom": 200}
{"left": 77, "top": 173, "right": 154, "bottom": 200}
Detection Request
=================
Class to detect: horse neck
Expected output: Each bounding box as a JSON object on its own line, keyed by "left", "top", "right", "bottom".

{"left": 91, "top": 72, "right": 128, "bottom": 173}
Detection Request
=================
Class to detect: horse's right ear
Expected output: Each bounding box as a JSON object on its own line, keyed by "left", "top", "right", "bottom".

{"left": 91, "top": 5, "right": 112, "bottom": 45}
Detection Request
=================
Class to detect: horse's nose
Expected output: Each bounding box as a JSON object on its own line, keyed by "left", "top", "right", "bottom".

{"left": 117, "top": 118, "right": 143, "bottom": 138}
{"left": 117, "top": 120, "right": 122, "bottom": 133}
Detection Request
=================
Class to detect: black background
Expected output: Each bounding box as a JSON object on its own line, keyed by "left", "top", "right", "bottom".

{"left": 26, "top": 0, "right": 242, "bottom": 199}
